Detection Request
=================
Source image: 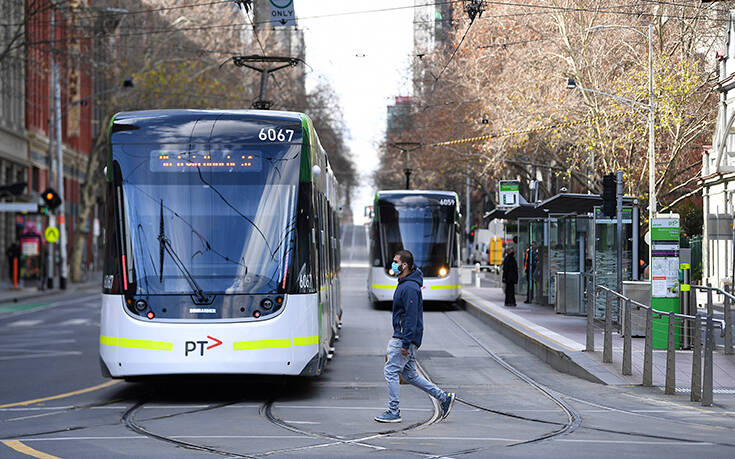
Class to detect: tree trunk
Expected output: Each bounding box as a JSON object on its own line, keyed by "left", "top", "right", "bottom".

{"left": 70, "top": 116, "right": 109, "bottom": 283}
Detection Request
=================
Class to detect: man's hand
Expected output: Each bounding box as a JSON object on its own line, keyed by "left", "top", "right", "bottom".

{"left": 401, "top": 348, "right": 409, "bottom": 356}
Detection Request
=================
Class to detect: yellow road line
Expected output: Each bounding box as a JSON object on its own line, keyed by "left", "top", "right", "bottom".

{"left": 0, "top": 380, "right": 120, "bottom": 409}
{"left": 1, "top": 441, "right": 61, "bottom": 459}
{"left": 233, "top": 338, "right": 291, "bottom": 350}
{"left": 293, "top": 336, "right": 319, "bottom": 346}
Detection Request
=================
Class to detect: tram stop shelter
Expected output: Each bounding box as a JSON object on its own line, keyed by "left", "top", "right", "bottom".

{"left": 487, "top": 193, "right": 639, "bottom": 319}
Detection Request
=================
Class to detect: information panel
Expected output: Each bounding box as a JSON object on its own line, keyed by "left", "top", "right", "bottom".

{"left": 650, "top": 215, "right": 680, "bottom": 349}
{"left": 150, "top": 151, "right": 262, "bottom": 173}
{"left": 499, "top": 180, "right": 520, "bottom": 207}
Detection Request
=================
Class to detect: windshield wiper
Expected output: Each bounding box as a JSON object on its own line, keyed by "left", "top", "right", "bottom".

{"left": 158, "top": 200, "right": 208, "bottom": 303}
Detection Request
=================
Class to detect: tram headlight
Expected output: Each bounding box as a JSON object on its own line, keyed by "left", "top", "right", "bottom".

{"left": 261, "top": 298, "right": 274, "bottom": 310}
{"left": 134, "top": 299, "right": 148, "bottom": 312}
{"left": 438, "top": 266, "right": 449, "bottom": 277}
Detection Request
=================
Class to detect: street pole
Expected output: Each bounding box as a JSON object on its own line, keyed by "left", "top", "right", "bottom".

{"left": 404, "top": 149, "right": 411, "bottom": 190}
{"left": 617, "top": 171, "right": 623, "bottom": 296}
{"left": 53, "top": 16, "right": 67, "bottom": 290}
{"left": 648, "top": 23, "right": 656, "bottom": 272}
{"left": 47, "top": 10, "right": 56, "bottom": 290}
{"left": 466, "top": 164, "right": 470, "bottom": 263}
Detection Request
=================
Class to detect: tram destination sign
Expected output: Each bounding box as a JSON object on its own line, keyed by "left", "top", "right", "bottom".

{"left": 150, "top": 150, "right": 263, "bottom": 173}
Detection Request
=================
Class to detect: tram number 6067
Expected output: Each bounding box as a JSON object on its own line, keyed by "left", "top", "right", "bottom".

{"left": 258, "top": 128, "right": 294, "bottom": 142}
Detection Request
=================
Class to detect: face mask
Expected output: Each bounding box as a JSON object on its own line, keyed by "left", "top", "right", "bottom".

{"left": 391, "top": 262, "right": 402, "bottom": 275}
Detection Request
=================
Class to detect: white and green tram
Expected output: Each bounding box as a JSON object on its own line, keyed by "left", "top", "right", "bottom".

{"left": 100, "top": 110, "right": 341, "bottom": 378}
{"left": 367, "top": 190, "right": 461, "bottom": 305}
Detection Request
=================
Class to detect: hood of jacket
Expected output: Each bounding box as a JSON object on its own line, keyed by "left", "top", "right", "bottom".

{"left": 399, "top": 267, "right": 423, "bottom": 288}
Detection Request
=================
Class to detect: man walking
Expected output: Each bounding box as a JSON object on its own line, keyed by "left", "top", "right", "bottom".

{"left": 374, "top": 249, "right": 456, "bottom": 423}
{"left": 502, "top": 245, "right": 518, "bottom": 306}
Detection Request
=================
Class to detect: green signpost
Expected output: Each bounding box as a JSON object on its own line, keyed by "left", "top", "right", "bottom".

{"left": 650, "top": 215, "right": 680, "bottom": 349}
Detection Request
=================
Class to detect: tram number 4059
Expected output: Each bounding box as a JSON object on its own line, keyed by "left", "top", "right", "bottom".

{"left": 258, "top": 128, "right": 295, "bottom": 142}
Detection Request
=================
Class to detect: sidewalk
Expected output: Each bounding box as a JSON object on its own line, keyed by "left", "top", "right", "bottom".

{"left": 462, "top": 284, "right": 735, "bottom": 392}
{"left": 0, "top": 271, "right": 101, "bottom": 308}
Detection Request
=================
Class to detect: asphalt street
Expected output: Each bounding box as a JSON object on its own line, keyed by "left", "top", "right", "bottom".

{"left": 1, "top": 225, "right": 734, "bottom": 458}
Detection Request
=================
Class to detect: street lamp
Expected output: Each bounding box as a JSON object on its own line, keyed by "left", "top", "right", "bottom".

{"left": 390, "top": 142, "right": 422, "bottom": 190}
{"left": 578, "top": 23, "right": 656, "bottom": 223}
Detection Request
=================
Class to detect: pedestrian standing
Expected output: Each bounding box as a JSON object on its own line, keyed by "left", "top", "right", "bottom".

{"left": 374, "top": 249, "right": 456, "bottom": 423}
{"left": 523, "top": 241, "right": 538, "bottom": 303}
{"left": 502, "top": 246, "right": 518, "bottom": 306}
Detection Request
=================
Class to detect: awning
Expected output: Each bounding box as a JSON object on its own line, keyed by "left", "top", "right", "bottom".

{"left": 537, "top": 193, "right": 638, "bottom": 215}
{"left": 503, "top": 204, "right": 548, "bottom": 219}
{"left": 483, "top": 207, "right": 507, "bottom": 222}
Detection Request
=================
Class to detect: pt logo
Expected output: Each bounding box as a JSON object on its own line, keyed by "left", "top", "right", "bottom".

{"left": 185, "top": 336, "right": 223, "bottom": 356}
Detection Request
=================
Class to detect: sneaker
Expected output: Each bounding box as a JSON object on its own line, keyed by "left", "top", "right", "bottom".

{"left": 440, "top": 393, "right": 456, "bottom": 420}
{"left": 374, "top": 410, "right": 402, "bottom": 423}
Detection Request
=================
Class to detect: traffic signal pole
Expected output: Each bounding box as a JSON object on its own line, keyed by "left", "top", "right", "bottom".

{"left": 52, "top": 13, "right": 67, "bottom": 290}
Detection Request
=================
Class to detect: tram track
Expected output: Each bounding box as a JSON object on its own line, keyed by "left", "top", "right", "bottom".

{"left": 442, "top": 311, "right": 581, "bottom": 447}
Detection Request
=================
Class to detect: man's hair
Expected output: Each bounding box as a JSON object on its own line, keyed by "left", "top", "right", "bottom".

{"left": 395, "top": 250, "right": 415, "bottom": 270}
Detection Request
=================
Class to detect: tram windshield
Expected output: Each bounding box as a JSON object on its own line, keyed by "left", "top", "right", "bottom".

{"left": 378, "top": 195, "right": 457, "bottom": 277}
{"left": 113, "top": 142, "right": 301, "bottom": 296}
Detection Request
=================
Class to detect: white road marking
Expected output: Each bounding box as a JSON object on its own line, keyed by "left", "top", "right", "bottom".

{"left": 0, "top": 351, "right": 82, "bottom": 361}
{"left": 58, "top": 319, "right": 90, "bottom": 326}
{"left": 250, "top": 404, "right": 431, "bottom": 412}
{"left": 555, "top": 439, "right": 713, "bottom": 445}
{"left": 5, "top": 410, "right": 67, "bottom": 422}
{"left": 7, "top": 320, "right": 42, "bottom": 327}
{"left": 283, "top": 420, "right": 321, "bottom": 424}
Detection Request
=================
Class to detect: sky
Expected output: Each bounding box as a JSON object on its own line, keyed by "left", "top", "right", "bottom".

{"left": 295, "top": 1, "right": 416, "bottom": 224}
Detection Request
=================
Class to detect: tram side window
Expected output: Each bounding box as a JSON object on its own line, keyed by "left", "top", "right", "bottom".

{"left": 370, "top": 219, "right": 381, "bottom": 267}
{"left": 102, "top": 182, "right": 119, "bottom": 293}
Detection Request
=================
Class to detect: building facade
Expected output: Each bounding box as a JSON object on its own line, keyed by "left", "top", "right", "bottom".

{"left": 703, "top": 11, "right": 735, "bottom": 289}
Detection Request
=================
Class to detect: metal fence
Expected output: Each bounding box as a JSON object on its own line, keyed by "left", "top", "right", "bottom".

{"left": 586, "top": 282, "right": 729, "bottom": 406}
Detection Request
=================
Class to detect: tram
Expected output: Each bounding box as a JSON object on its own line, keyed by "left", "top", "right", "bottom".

{"left": 367, "top": 190, "right": 461, "bottom": 304}
{"left": 99, "top": 110, "right": 341, "bottom": 378}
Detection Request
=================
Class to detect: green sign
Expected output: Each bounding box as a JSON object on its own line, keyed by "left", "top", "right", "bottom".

{"left": 650, "top": 215, "right": 680, "bottom": 349}
{"left": 499, "top": 180, "right": 520, "bottom": 207}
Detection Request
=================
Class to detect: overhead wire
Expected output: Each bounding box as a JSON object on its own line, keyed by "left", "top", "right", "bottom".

{"left": 16, "top": 1, "right": 727, "bottom": 45}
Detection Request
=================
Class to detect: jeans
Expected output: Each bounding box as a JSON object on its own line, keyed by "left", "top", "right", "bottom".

{"left": 384, "top": 338, "right": 447, "bottom": 415}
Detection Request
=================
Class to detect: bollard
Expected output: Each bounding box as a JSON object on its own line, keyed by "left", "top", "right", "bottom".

{"left": 623, "top": 298, "right": 632, "bottom": 375}
{"left": 12, "top": 257, "right": 18, "bottom": 289}
{"left": 664, "top": 311, "right": 676, "bottom": 395}
{"left": 586, "top": 280, "right": 595, "bottom": 352}
{"left": 725, "top": 288, "right": 733, "bottom": 355}
{"left": 475, "top": 263, "right": 481, "bottom": 288}
{"left": 702, "top": 314, "right": 714, "bottom": 406}
{"left": 690, "top": 314, "right": 702, "bottom": 402}
{"left": 603, "top": 291, "right": 612, "bottom": 363}
{"left": 643, "top": 307, "right": 653, "bottom": 387}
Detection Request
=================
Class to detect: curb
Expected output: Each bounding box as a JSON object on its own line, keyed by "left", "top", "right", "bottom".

{"left": 461, "top": 291, "right": 628, "bottom": 386}
{"left": 0, "top": 282, "right": 100, "bottom": 307}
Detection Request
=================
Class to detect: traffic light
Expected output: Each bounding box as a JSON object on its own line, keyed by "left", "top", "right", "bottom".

{"left": 601, "top": 174, "right": 616, "bottom": 218}
{"left": 468, "top": 229, "right": 475, "bottom": 244}
{"left": 41, "top": 187, "right": 62, "bottom": 211}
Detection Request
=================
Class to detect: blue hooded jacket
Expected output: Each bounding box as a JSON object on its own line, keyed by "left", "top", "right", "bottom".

{"left": 392, "top": 268, "right": 424, "bottom": 349}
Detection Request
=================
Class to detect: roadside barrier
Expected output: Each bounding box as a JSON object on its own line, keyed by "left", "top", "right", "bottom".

{"left": 589, "top": 284, "right": 728, "bottom": 406}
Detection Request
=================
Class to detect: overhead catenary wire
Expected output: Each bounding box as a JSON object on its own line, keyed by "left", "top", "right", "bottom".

{"left": 15, "top": 0, "right": 726, "bottom": 46}
{"left": 430, "top": 112, "right": 631, "bottom": 147}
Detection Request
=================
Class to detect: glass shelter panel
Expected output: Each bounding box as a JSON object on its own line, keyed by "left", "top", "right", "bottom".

{"left": 594, "top": 207, "right": 634, "bottom": 320}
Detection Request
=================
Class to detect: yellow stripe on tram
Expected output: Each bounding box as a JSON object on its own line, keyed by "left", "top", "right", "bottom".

{"left": 233, "top": 338, "right": 291, "bottom": 351}
{"left": 100, "top": 335, "right": 173, "bottom": 351}
{"left": 2, "top": 440, "right": 62, "bottom": 459}
{"left": 371, "top": 284, "right": 396, "bottom": 289}
{"left": 293, "top": 336, "right": 319, "bottom": 346}
{"left": 429, "top": 285, "right": 460, "bottom": 290}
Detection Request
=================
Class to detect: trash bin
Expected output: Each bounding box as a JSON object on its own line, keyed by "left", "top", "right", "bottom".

{"left": 555, "top": 272, "right": 583, "bottom": 315}
{"left": 622, "top": 281, "right": 651, "bottom": 337}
